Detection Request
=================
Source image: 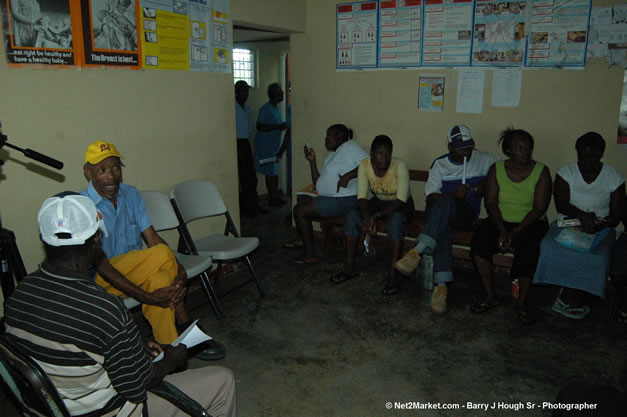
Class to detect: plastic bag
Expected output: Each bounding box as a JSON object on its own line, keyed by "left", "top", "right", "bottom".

{"left": 553, "top": 227, "right": 611, "bottom": 252}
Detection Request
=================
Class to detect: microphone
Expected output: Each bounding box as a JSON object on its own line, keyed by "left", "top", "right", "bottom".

{"left": 22, "top": 148, "right": 64, "bottom": 170}
{"left": 0, "top": 121, "right": 64, "bottom": 170}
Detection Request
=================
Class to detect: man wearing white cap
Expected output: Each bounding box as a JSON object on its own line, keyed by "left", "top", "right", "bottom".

{"left": 4, "top": 193, "right": 236, "bottom": 417}
{"left": 80, "top": 140, "right": 224, "bottom": 360}
{"left": 395, "top": 125, "right": 498, "bottom": 313}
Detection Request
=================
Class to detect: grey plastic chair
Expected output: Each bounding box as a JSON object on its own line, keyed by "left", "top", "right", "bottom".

{"left": 140, "top": 190, "right": 221, "bottom": 318}
{"left": 170, "top": 180, "right": 265, "bottom": 319}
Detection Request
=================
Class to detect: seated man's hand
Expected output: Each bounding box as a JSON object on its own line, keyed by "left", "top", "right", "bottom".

{"left": 143, "top": 339, "right": 163, "bottom": 360}
{"left": 579, "top": 212, "right": 603, "bottom": 234}
{"left": 336, "top": 173, "right": 350, "bottom": 192}
{"left": 148, "top": 281, "right": 186, "bottom": 309}
{"left": 454, "top": 184, "right": 469, "bottom": 199}
{"left": 163, "top": 344, "right": 187, "bottom": 366}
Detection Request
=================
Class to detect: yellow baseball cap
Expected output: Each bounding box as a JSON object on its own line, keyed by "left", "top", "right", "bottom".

{"left": 84, "top": 141, "right": 123, "bottom": 165}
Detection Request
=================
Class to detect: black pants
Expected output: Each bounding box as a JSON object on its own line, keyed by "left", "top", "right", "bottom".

{"left": 237, "top": 139, "right": 258, "bottom": 214}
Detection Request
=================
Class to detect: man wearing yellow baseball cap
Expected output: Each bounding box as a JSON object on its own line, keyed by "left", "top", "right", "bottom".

{"left": 81, "top": 140, "right": 225, "bottom": 361}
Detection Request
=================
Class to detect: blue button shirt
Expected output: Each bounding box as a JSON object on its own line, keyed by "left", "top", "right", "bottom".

{"left": 81, "top": 182, "right": 151, "bottom": 259}
{"left": 235, "top": 101, "right": 252, "bottom": 139}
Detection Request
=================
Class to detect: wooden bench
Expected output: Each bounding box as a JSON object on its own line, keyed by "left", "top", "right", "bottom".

{"left": 316, "top": 169, "right": 513, "bottom": 269}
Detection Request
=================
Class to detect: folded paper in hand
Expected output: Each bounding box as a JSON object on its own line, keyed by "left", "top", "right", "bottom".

{"left": 152, "top": 319, "right": 211, "bottom": 362}
{"left": 259, "top": 156, "right": 278, "bottom": 165}
{"left": 296, "top": 183, "right": 318, "bottom": 197}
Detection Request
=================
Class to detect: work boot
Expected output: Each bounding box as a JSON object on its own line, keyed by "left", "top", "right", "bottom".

{"left": 394, "top": 248, "right": 421, "bottom": 276}
{"left": 431, "top": 285, "right": 448, "bottom": 314}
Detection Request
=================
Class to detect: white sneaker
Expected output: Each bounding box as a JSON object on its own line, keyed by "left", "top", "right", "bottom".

{"left": 431, "top": 285, "right": 447, "bottom": 314}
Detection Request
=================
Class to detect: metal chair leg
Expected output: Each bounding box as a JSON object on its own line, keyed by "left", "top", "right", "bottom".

{"left": 198, "top": 271, "right": 224, "bottom": 319}
{"left": 243, "top": 255, "right": 265, "bottom": 296}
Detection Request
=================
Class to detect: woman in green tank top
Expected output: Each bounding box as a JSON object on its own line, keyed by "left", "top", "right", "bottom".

{"left": 470, "top": 128, "right": 552, "bottom": 324}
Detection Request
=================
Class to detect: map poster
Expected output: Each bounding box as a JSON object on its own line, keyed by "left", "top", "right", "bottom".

{"left": 586, "top": 6, "right": 610, "bottom": 61}
{"left": 378, "top": 0, "right": 422, "bottom": 68}
{"left": 337, "top": 1, "right": 378, "bottom": 70}
{"left": 525, "top": 0, "right": 592, "bottom": 68}
{"left": 81, "top": 0, "right": 141, "bottom": 67}
{"left": 472, "top": 0, "right": 527, "bottom": 67}
{"left": 422, "top": 0, "right": 474, "bottom": 67}
{"left": 2, "top": 0, "right": 82, "bottom": 66}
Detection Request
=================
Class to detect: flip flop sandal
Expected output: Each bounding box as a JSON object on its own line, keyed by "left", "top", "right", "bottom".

{"left": 470, "top": 298, "right": 500, "bottom": 314}
{"left": 283, "top": 240, "right": 304, "bottom": 249}
{"left": 517, "top": 309, "right": 536, "bottom": 325}
{"left": 381, "top": 284, "right": 400, "bottom": 296}
{"left": 330, "top": 272, "right": 359, "bottom": 284}
{"left": 291, "top": 256, "right": 319, "bottom": 265}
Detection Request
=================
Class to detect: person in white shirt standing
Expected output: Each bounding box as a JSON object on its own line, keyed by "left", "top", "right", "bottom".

{"left": 285, "top": 124, "right": 368, "bottom": 264}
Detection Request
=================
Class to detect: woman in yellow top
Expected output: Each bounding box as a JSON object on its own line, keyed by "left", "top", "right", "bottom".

{"left": 470, "top": 128, "right": 552, "bottom": 323}
{"left": 332, "top": 135, "right": 414, "bottom": 295}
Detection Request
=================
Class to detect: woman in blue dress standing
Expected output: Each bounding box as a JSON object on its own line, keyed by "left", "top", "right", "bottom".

{"left": 254, "top": 82, "right": 288, "bottom": 206}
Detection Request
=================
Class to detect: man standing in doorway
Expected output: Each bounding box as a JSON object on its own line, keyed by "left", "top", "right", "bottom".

{"left": 235, "top": 80, "right": 266, "bottom": 217}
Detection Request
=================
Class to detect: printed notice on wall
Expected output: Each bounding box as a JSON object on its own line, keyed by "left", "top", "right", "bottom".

{"left": 378, "top": 0, "right": 422, "bottom": 68}
{"left": 492, "top": 69, "right": 522, "bottom": 107}
{"left": 472, "top": 0, "right": 528, "bottom": 67}
{"left": 526, "top": 0, "right": 592, "bottom": 68}
{"left": 337, "top": 1, "right": 378, "bottom": 70}
{"left": 456, "top": 68, "right": 485, "bottom": 113}
{"left": 1, "top": 0, "right": 82, "bottom": 66}
{"left": 418, "top": 75, "right": 445, "bottom": 111}
{"left": 422, "top": 0, "right": 474, "bottom": 67}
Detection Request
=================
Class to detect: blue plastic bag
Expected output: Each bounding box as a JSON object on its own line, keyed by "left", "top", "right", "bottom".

{"left": 553, "top": 227, "right": 611, "bottom": 253}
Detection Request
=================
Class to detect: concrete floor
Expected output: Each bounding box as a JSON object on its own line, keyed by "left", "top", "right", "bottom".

{"left": 2, "top": 201, "right": 626, "bottom": 416}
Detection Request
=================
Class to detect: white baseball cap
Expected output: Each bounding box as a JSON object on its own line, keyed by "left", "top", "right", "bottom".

{"left": 447, "top": 125, "right": 476, "bottom": 150}
{"left": 38, "top": 194, "right": 106, "bottom": 247}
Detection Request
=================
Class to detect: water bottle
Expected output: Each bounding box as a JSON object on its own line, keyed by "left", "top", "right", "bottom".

{"left": 417, "top": 253, "right": 434, "bottom": 290}
{"left": 512, "top": 278, "right": 520, "bottom": 300}
{"left": 363, "top": 234, "right": 376, "bottom": 256}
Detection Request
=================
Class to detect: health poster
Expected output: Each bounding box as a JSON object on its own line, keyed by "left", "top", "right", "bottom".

{"left": 418, "top": 75, "right": 444, "bottom": 111}
{"left": 81, "top": 0, "right": 141, "bottom": 67}
{"left": 337, "top": 1, "right": 378, "bottom": 70}
{"left": 2, "top": 0, "right": 82, "bottom": 66}
{"left": 378, "top": 0, "right": 422, "bottom": 68}
{"left": 472, "top": 0, "right": 527, "bottom": 67}
{"left": 188, "top": 0, "right": 210, "bottom": 71}
{"left": 525, "top": 0, "right": 591, "bottom": 68}
{"left": 140, "top": 0, "right": 189, "bottom": 70}
{"left": 208, "top": 4, "right": 229, "bottom": 73}
{"left": 422, "top": 0, "right": 474, "bottom": 67}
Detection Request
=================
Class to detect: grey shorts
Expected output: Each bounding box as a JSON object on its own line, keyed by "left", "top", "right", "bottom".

{"left": 313, "top": 195, "right": 358, "bottom": 218}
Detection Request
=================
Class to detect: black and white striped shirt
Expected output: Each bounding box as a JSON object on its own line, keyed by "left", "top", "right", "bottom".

{"left": 5, "top": 262, "right": 154, "bottom": 417}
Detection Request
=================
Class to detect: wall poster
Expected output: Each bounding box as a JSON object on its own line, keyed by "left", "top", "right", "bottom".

{"left": 378, "top": 0, "right": 422, "bottom": 68}
{"left": 337, "top": 0, "right": 378, "bottom": 69}
{"left": 2, "top": 0, "right": 82, "bottom": 66}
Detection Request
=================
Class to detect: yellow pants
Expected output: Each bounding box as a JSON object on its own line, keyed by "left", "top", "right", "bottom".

{"left": 96, "top": 244, "right": 179, "bottom": 344}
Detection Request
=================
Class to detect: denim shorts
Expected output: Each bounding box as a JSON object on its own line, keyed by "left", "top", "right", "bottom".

{"left": 313, "top": 195, "right": 358, "bottom": 218}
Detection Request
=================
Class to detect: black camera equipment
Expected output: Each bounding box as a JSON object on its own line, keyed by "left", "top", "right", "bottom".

{"left": 1, "top": 121, "right": 64, "bottom": 310}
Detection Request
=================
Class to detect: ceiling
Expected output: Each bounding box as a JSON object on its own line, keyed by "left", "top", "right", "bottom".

{"left": 233, "top": 26, "right": 289, "bottom": 43}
